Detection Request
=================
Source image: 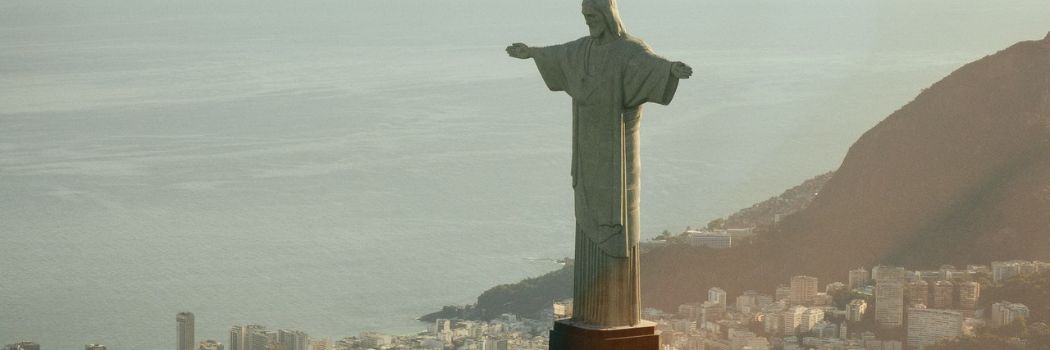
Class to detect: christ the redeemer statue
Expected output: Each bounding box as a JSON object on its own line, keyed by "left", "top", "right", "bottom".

{"left": 506, "top": 0, "right": 692, "bottom": 332}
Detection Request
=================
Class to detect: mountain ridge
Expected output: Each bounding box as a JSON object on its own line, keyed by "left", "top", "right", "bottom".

{"left": 644, "top": 33, "right": 1050, "bottom": 311}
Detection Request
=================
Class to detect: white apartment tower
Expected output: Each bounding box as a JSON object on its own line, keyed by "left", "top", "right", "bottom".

{"left": 876, "top": 281, "right": 905, "bottom": 328}
{"left": 177, "top": 312, "right": 195, "bottom": 350}
{"left": 789, "top": 276, "right": 819, "bottom": 306}
{"left": 907, "top": 306, "right": 963, "bottom": 349}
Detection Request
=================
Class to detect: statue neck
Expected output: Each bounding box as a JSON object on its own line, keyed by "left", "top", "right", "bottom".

{"left": 591, "top": 31, "right": 617, "bottom": 46}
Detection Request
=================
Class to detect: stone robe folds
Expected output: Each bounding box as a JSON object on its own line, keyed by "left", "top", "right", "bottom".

{"left": 533, "top": 35, "right": 679, "bottom": 326}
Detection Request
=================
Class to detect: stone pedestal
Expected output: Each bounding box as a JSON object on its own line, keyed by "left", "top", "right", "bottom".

{"left": 548, "top": 319, "right": 659, "bottom": 350}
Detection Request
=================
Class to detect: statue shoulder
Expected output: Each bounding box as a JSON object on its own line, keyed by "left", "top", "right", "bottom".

{"left": 567, "top": 36, "right": 591, "bottom": 47}
{"left": 619, "top": 35, "right": 653, "bottom": 53}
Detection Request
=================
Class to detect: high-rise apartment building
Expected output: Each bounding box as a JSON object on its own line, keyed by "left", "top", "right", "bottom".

{"left": 230, "top": 325, "right": 267, "bottom": 350}
{"left": 708, "top": 287, "right": 727, "bottom": 304}
{"left": 907, "top": 306, "right": 963, "bottom": 350}
{"left": 249, "top": 331, "right": 272, "bottom": 350}
{"left": 873, "top": 266, "right": 908, "bottom": 283}
{"left": 931, "top": 280, "right": 954, "bottom": 309}
{"left": 876, "top": 281, "right": 905, "bottom": 328}
{"left": 849, "top": 267, "right": 871, "bottom": 290}
{"left": 957, "top": 281, "right": 980, "bottom": 309}
{"left": 781, "top": 305, "right": 807, "bottom": 336}
{"left": 278, "top": 330, "right": 308, "bottom": 350}
{"left": 789, "top": 276, "right": 819, "bottom": 306}
{"left": 177, "top": 312, "right": 195, "bottom": 350}
{"left": 990, "top": 260, "right": 1049, "bottom": 283}
{"left": 799, "top": 308, "right": 825, "bottom": 333}
{"left": 991, "top": 301, "right": 1030, "bottom": 327}
{"left": 736, "top": 290, "right": 759, "bottom": 313}
{"left": 700, "top": 300, "right": 725, "bottom": 324}
{"left": 907, "top": 280, "right": 929, "bottom": 306}
{"left": 229, "top": 326, "right": 243, "bottom": 350}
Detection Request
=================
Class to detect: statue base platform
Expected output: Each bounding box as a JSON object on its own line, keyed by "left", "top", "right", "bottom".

{"left": 548, "top": 319, "right": 659, "bottom": 350}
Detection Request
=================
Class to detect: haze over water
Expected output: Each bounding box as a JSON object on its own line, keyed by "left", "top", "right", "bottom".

{"left": 2, "top": 0, "right": 1048, "bottom": 348}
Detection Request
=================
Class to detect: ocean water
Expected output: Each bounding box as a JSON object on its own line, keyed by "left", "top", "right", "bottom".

{"left": 2, "top": 0, "right": 1048, "bottom": 348}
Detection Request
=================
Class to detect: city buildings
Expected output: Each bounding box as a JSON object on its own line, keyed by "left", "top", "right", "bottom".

{"left": 3, "top": 343, "right": 40, "bottom": 350}
{"left": 229, "top": 324, "right": 267, "bottom": 350}
{"left": 309, "top": 339, "right": 330, "bottom": 350}
{"left": 789, "top": 276, "right": 818, "bottom": 306}
{"left": 799, "top": 308, "right": 825, "bottom": 333}
{"left": 279, "top": 330, "right": 309, "bottom": 350}
{"left": 846, "top": 299, "right": 867, "bottom": 322}
{"left": 872, "top": 266, "right": 907, "bottom": 283}
{"left": 177, "top": 312, "right": 195, "bottom": 350}
{"left": 957, "top": 281, "right": 980, "bottom": 310}
{"left": 906, "top": 306, "right": 964, "bottom": 350}
{"left": 781, "top": 305, "right": 807, "bottom": 336}
{"left": 875, "top": 281, "right": 904, "bottom": 328}
{"left": 146, "top": 259, "right": 1044, "bottom": 350}
{"left": 734, "top": 290, "right": 773, "bottom": 315}
{"left": 775, "top": 285, "right": 792, "bottom": 302}
{"left": 931, "top": 280, "right": 954, "bottom": 309}
{"left": 848, "top": 267, "right": 871, "bottom": 290}
{"left": 991, "top": 301, "right": 1030, "bottom": 327}
{"left": 906, "top": 280, "right": 928, "bottom": 307}
{"left": 686, "top": 231, "right": 732, "bottom": 249}
{"left": 553, "top": 300, "right": 573, "bottom": 319}
{"left": 991, "top": 260, "right": 1050, "bottom": 283}
{"left": 198, "top": 340, "right": 224, "bottom": 350}
{"left": 700, "top": 301, "right": 726, "bottom": 324}
{"left": 708, "top": 287, "right": 727, "bottom": 305}
{"left": 735, "top": 290, "right": 758, "bottom": 313}
{"left": 825, "top": 282, "right": 847, "bottom": 294}
{"left": 358, "top": 332, "right": 392, "bottom": 349}
{"left": 679, "top": 302, "right": 702, "bottom": 321}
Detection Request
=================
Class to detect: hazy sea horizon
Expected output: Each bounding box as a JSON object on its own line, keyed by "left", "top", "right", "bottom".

{"left": 2, "top": 0, "right": 1049, "bottom": 348}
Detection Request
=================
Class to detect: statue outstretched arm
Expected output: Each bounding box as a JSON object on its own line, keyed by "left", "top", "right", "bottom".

{"left": 506, "top": 43, "right": 534, "bottom": 59}
{"left": 671, "top": 61, "right": 693, "bottom": 79}
{"left": 508, "top": 42, "right": 570, "bottom": 92}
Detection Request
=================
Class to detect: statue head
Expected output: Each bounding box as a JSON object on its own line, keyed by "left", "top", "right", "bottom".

{"left": 581, "top": 0, "right": 627, "bottom": 39}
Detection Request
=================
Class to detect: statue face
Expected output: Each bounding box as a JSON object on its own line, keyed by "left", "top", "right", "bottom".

{"left": 582, "top": 8, "right": 606, "bottom": 38}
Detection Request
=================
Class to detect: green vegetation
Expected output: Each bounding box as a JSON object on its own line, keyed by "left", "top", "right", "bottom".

{"left": 925, "top": 271, "right": 1050, "bottom": 349}
{"left": 420, "top": 262, "right": 573, "bottom": 322}
{"left": 980, "top": 271, "right": 1050, "bottom": 322}
{"left": 474, "top": 261, "right": 573, "bottom": 319}
{"left": 706, "top": 218, "right": 725, "bottom": 230}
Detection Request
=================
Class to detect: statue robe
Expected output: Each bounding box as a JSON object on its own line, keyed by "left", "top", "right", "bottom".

{"left": 532, "top": 35, "right": 679, "bottom": 326}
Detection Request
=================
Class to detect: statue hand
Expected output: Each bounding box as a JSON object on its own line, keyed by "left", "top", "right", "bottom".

{"left": 506, "top": 43, "right": 532, "bottom": 59}
{"left": 671, "top": 62, "right": 693, "bottom": 79}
